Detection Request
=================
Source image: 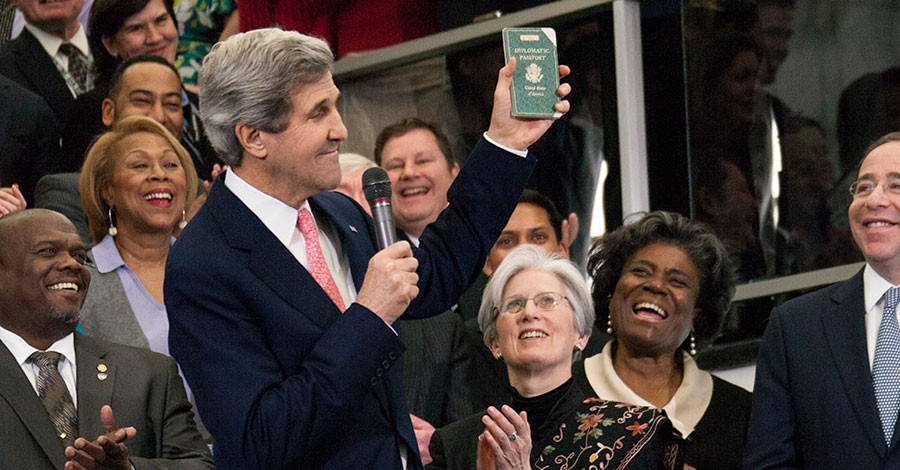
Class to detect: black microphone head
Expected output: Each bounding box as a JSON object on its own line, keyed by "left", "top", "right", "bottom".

{"left": 362, "top": 167, "right": 392, "bottom": 204}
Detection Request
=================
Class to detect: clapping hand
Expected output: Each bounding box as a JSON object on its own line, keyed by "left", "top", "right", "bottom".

{"left": 476, "top": 405, "right": 532, "bottom": 470}
{"left": 64, "top": 405, "right": 137, "bottom": 470}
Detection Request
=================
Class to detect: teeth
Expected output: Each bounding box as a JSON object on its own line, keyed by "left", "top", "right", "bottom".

{"left": 48, "top": 282, "right": 79, "bottom": 292}
{"left": 401, "top": 188, "right": 427, "bottom": 196}
{"left": 520, "top": 331, "right": 547, "bottom": 339}
{"left": 634, "top": 302, "right": 667, "bottom": 318}
{"left": 144, "top": 192, "right": 173, "bottom": 201}
{"left": 867, "top": 221, "right": 895, "bottom": 228}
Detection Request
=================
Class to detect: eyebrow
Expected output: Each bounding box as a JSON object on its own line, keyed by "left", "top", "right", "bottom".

{"left": 128, "top": 90, "right": 181, "bottom": 99}
{"left": 857, "top": 171, "right": 900, "bottom": 180}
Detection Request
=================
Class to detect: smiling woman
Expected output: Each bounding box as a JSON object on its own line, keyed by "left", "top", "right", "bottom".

{"left": 579, "top": 211, "right": 751, "bottom": 469}
{"left": 76, "top": 115, "right": 197, "bottom": 360}
{"left": 429, "top": 245, "right": 681, "bottom": 470}
{"left": 89, "top": 0, "right": 177, "bottom": 82}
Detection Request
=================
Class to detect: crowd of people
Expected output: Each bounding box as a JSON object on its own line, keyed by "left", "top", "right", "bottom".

{"left": 2, "top": 0, "right": 900, "bottom": 469}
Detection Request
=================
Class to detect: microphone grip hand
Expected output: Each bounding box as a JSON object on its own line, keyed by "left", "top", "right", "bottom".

{"left": 356, "top": 241, "right": 419, "bottom": 324}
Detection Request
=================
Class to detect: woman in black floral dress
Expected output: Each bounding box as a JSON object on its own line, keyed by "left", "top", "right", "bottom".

{"left": 428, "top": 245, "right": 680, "bottom": 469}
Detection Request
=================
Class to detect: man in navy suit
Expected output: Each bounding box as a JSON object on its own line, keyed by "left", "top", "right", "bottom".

{"left": 746, "top": 131, "right": 900, "bottom": 468}
{"left": 164, "top": 28, "right": 570, "bottom": 469}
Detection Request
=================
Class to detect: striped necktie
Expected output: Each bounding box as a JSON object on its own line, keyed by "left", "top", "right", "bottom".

{"left": 29, "top": 351, "right": 78, "bottom": 447}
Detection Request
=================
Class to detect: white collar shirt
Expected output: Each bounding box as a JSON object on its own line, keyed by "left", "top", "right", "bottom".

{"left": 0, "top": 326, "right": 78, "bottom": 407}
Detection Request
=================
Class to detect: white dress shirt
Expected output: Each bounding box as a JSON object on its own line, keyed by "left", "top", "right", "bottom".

{"left": 0, "top": 326, "right": 78, "bottom": 407}
{"left": 23, "top": 23, "right": 91, "bottom": 98}
{"left": 863, "top": 265, "right": 900, "bottom": 370}
{"left": 224, "top": 169, "right": 356, "bottom": 306}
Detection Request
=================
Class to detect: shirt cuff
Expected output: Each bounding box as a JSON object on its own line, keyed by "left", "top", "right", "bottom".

{"left": 383, "top": 319, "right": 399, "bottom": 336}
{"left": 483, "top": 132, "right": 528, "bottom": 158}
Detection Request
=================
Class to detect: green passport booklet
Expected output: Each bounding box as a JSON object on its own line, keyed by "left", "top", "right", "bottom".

{"left": 502, "top": 27, "right": 561, "bottom": 119}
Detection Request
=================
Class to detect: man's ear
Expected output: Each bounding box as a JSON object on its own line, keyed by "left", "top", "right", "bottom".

{"left": 483, "top": 256, "right": 495, "bottom": 277}
{"left": 235, "top": 123, "right": 267, "bottom": 160}
{"left": 558, "top": 242, "right": 570, "bottom": 260}
{"left": 101, "top": 99, "right": 115, "bottom": 128}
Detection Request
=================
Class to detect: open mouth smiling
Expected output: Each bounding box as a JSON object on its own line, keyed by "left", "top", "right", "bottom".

{"left": 633, "top": 302, "right": 668, "bottom": 320}
{"left": 47, "top": 282, "right": 81, "bottom": 292}
{"left": 519, "top": 329, "right": 548, "bottom": 340}
{"left": 400, "top": 187, "right": 429, "bottom": 197}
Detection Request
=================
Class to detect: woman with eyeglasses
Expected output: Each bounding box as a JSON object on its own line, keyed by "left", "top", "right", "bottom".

{"left": 428, "top": 245, "right": 680, "bottom": 470}
{"left": 579, "top": 211, "right": 751, "bottom": 469}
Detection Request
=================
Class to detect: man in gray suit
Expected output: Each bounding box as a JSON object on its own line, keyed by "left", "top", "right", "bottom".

{"left": 0, "top": 209, "right": 212, "bottom": 469}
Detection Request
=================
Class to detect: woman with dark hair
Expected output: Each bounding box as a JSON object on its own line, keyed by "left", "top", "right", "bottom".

{"left": 579, "top": 211, "right": 751, "bottom": 469}
{"left": 89, "top": 0, "right": 178, "bottom": 83}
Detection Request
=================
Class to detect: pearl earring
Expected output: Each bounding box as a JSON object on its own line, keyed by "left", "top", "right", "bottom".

{"left": 178, "top": 209, "right": 187, "bottom": 230}
{"left": 689, "top": 330, "right": 697, "bottom": 356}
{"left": 606, "top": 316, "right": 613, "bottom": 335}
{"left": 107, "top": 208, "right": 118, "bottom": 237}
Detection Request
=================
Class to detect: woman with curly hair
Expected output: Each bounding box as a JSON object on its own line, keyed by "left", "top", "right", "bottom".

{"left": 579, "top": 210, "right": 751, "bottom": 469}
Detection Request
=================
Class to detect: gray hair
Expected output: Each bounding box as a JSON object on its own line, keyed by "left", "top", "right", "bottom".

{"left": 478, "top": 245, "right": 594, "bottom": 360}
{"left": 339, "top": 153, "right": 376, "bottom": 173}
{"left": 199, "top": 28, "right": 335, "bottom": 165}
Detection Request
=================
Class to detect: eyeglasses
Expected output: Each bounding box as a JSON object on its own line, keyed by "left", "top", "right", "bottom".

{"left": 497, "top": 292, "right": 568, "bottom": 315}
{"left": 849, "top": 179, "right": 900, "bottom": 198}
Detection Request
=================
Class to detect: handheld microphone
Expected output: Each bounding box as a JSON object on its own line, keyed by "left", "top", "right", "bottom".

{"left": 362, "top": 167, "right": 398, "bottom": 250}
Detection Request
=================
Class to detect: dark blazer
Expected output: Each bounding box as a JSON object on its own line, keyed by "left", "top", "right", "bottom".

{"left": 34, "top": 172, "right": 90, "bottom": 244}
{"left": 165, "top": 137, "right": 535, "bottom": 469}
{"left": 745, "top": 269, "right": 900, "bottom": 468}
{"left": 0, "top": 334, "right": 213, "bottom": 469}
{"left": 0, "top": 28, "right": 75, "bottom": 126}
{"left": 0, "top": 75, "right": 60, "bottom": 206}
{"left": 400, "top": 311, "right": 474, "bottom": 427}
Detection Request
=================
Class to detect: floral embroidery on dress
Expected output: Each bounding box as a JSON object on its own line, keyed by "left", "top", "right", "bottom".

{"left": 534, "top": 397, "right": 681, "bottom": 469}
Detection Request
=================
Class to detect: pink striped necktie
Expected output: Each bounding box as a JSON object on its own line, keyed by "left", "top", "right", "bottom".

{"left": 297, "top": 208, "right": 346, "bottom": 311}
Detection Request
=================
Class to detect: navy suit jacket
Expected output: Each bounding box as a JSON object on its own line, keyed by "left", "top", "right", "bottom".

{"left": 0, "top": 74, "right": 60, "bottom": 205}
{"left": 0, "top": 28, "right": 75, "bottom": 126}
{"left": 165, "top": 138, "right": 535, "bottom": 469}
{"left": 746, "top": 269, "right": 900, "bottom": 468}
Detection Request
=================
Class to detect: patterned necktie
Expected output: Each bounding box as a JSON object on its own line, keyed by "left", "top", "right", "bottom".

{"left": 873, "top": 286, "right": 900, "bottom": 444}
{"left": 297, "top": 208, "right": 346, "bottom": 311}
{"left": 28, "top": 351, "right": 78, "bottom": 447}
{"left": 58, "top": 43, "right": 89, "bottom": 92}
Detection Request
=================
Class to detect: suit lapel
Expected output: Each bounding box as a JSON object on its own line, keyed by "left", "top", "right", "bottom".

{"left": 0, "top": 342, "right": 66, "bottom": 467}
{"left": 309, "top": 193, "right": 373, "bottom": 291}
{"left": 206, "top": 177, "right": 338, "bottom": 329}
{"left": 11, "top": 30, "right": 73, "bottom": 121}
{"left": 822, "top": 271, "right": 887, "bottom": 455}
{"left": 74, "top": 335, "right": 115, "bottom": 441}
